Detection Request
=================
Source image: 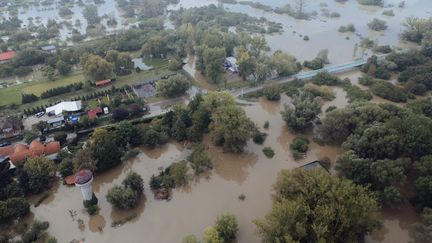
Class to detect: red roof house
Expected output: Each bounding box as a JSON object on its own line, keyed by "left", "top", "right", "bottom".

{"left": 0, "top": 51, "right": 16, "bottom": 63}
{"left": 87, "top": 107, "right": 103, "bottom": 120}
{"left": 95, "top": 79, "right": 111, "bottom": 87}
{"left": 7, "top": 140, "right": 61, "bottom": 165}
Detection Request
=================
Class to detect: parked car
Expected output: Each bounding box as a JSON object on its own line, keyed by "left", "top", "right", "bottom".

{"left": 35, "top": 112, "right": 45, "bottom": 118}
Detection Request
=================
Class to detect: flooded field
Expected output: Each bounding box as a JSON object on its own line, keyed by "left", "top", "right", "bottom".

{"left": 24, "top": 89, "right": 353, "bottom": 243}
{"left": 171, "top": 0, "right": 432, "bottom": 63}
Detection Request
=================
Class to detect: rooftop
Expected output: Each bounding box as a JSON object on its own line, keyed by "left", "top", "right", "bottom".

{"left": 46, "top": 101, "right": 82, "bottom": 116}
{"left": 3, "top": 141, "right": 61, "bottom": 165}
{"left": 74, "top": 170, "right": 93, "bottom": 185}
{"left": 95, "top": 79, "right": 111, "bottom": 86}
{"left": 0, "top": 51, "right": 15, "bottom": 62}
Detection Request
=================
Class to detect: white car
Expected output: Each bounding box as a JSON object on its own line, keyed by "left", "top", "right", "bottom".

{"left": 35, "top": 112, "right": 45, "bottom": 118}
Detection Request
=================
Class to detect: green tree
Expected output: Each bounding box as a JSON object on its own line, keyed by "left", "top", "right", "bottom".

{"left": 414, "top": 207, "right": 432, "bottom": 243}
{"left": 182, "top": 235, "right": 199, "bottom": 243}
{"left": 281, "top": 92, "right": 321, "bottom": 132}
{"left": 122, "top": 171, "right": 144, "bottom": 194}
{"left": 210, "top": 105, "right": 254, "bottom": 152}
{"left": 24, "top": 157, "right": 56, "bottom": 193}
{"left": 215, "top": 213, "right": 239, "bottom": 242}
{"left": 89, "top": 129, "right": 124, "bottom": 171}
{"left": 72, "top": 148, "right": 97, "bottom": 172}
{"left": 141, "top": 35, "right": 167, "bottom": 57}
{"left": 82, "top": 54, "right": 114, "bottom": 81}
{"left": 106, "top": 186, "right": 139, "bottom": 209}
{"left": 156, "top": 74, "right": 191, "bottom": 97}
{"left": 56, "top": 60, "right": 72, "bottom": 76}
{"left": 255, "top": 169, "right": 379, "bottom": 243}
{"left": 268, "top": 51, "right": 299, "bottom": 77}
{"left": 188, "top": 144, "right": 212, "bottom": 175}
{"left": 202, "top": 46, "right": 226, "bottom": 83}
{"left": 0, "top": 197, "right": 30, "bottom": 223}
{"left": 41, "top": 65, "right": 55, "bottom": 81}
{"left": 237, "top": 51, "right": 255, "bottom": 79}
{"left": 203, "top": 227, "right": 223, "bottom": 243}
{"left": 82, "top": 4, "right": 100, "bottom": 25}
{"left": 59, "top": 158, "right": 73, "bottom": 177}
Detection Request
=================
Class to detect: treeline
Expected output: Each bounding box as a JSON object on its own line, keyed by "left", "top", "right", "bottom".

{"left": 40, "top": 82, "right": 83, "bottom": 99}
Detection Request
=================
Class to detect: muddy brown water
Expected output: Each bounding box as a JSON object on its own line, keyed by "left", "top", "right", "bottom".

{"left": 13, "top": 83, "right": 417, "bottom": 243}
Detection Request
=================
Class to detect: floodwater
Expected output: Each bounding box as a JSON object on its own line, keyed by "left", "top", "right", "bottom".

{"left": 170, "top": 0, "right": 432, "bottom": 63}
{"left": 5, "top": 0, "right": 133, "bottom": 41}
{"left": 27, "top": 92, "right": 349, "bottom": 243}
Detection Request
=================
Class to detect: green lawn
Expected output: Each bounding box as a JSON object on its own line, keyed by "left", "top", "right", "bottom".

{"left": 0, "top": 72, "right": 85, "bottom": 106}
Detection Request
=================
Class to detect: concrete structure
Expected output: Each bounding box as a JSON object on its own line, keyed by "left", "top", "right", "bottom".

{"left": 225, "top": 57, "right": 238, "bottom": 73}
{"left": 299, "top": 160, "right": 330, "bottom": 174}
{"left": 74, "top": 170, "right": 94, "bottom": 201}
{"left": 46, "top": 101, "right": 82, "bottom": 116}
{"left": 47, "top": 116, "right": 65, "bottom": 128}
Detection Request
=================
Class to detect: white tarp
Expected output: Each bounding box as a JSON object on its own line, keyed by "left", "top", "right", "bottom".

{"left": 46, "top": 101, "right": 82, "bottom": 115}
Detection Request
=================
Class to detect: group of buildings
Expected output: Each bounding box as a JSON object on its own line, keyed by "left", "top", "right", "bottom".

{"left": 0, "top": 140, "right": 61, "bottom": 167}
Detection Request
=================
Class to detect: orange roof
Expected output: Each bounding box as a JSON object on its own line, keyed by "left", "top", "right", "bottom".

{"left": 15, "top": 144, "right": 27, "bottom": 153}
{"left": 0, "top": 146, "right": 14, "bottom": 157}
{"left": 45, "top": 141, "right": 61, "bottom": 155}
{"left": 64, "top": 174, "right": 76, "bottom": 185}
{"left": 88, "top": 107, "right": 103, "bottom": 119}
{"left": 95, "top": 79, "right": 111, "bottom": 86}
{"left": 9, "top": 150, "right": 29, "bottom": 165}
{"left": 29, "top": 140, "right": 45, "bottom": 156}
{"left": 0, "top": 51, "right": 15, "bottom": 62}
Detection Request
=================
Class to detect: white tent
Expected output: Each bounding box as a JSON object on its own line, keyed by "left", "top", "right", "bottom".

{"left": 46, "top": 101, "right": 82, "bottom": 115}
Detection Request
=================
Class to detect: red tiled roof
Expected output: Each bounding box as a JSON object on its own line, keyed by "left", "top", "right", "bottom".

{"left": 29, "top": 140, "right": 45, "bottom": 157}
{"left": 15, "top": 144, "right": 27, "bottom": 153}
{"left": 0, "top": 51, "right": 15, "bottom": 62}
{"left": 87, "top": 107, "right": 103, "bottom": 120}
{"left": 0, "top": 146, "right": 14, "bottom": 157}
{"left": 9, "top": 149, "right": 29, "bottom": 165}
{"left": 95, "top": 79, "right": 111, "bottom": 86}
{"left": 45, "top": 141, "right": 61, "bottom": 155}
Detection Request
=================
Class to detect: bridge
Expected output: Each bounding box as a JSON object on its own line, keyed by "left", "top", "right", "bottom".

{"left": 233, "top": 54, "right": 389, "bottom": 98}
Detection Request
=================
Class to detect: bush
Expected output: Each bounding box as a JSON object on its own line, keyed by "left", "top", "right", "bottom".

{"left": 157, "top": 74, "right": 191, "bottom": 97}
{"left": 290, "top": 137, "right": 310, "bottom": 160}
{"left": 312, "top": 71, "right": 341, "bottom": 86}
{"left": 263, "top": 147, "right": 275, "bottom": 158}
{"left": 22, "top": 93, "right": 39, "bottom": 104}
{"left": 59, "top": 158, "right": 73, "bottom": 177}
{"left": 253, "top": 131, "right": 267, "bottom": 145}
{"left": 215, "top": 213, "right": 239, "bottom": 242}
{"left": 188, "top": 144, "right": 212, "bottom": 175}
{"left": 262, "top": 84, "right": 281, "bottom": 101}
{"left": 358, "top": 75, "right": 374, "bottom": 86}
{"left": 303, "top": 83, "right": 335, "bottom": 101}
{"left": 20, "top": 221, "right": 50, "bottom": 243}
{"left": 264, "top": 121, "right": 269, "bottom": 129}
{"left": 86, "top": 205, "right": 99, "bottom": 215}
{"left": 107, "top": 186, "right": 139, "bottom": 209}
{"left": 40, "top": 83, "right": 83, "bottom": 99}
{"left": 83, "top": 193, "right": 98, "bottom": 208}
{"left": 0, "top": 197, "right": 30, "bottom": 223}
{"left": 370, "top": 80, "right": 408, "bottom": 102}
{"left": 112, "top": 107, "right": 129, "bottom": 121}
{"left": 368, "top": 18, "right": 387, "bottom": 31}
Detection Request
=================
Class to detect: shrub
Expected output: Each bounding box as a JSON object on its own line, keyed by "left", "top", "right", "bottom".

{"left": 59, "top": 158, "right": 73, "bottom": 177}
{"left": 303, "top": 83, "right": 335, "bottom": 101}
{"left": 312, "top": 71, "right": 341, "bottom": 86}
{"left": 368, "top": 18, "right": 387, "bottom": 31}
{"left": 370, "top": 80, "right": 408, "bottom": 102}
{"left": 253, "top": 131, "right": 267, "bottom": 145}
{"left": 188, "top": 144, "right": 212, "bottom": 175}
{"left": 290, "top": 137, "right": 310, "bottom": 160}
{"left": 86, "top": 205, "right": 99, "bottom": 215}
{"left": 54, "top": 131, "right": 67, "bottom": 145}
{"left": 264, "top": 121, "right": 269, "bottom": 129}
{"left": 83, "top": 193, "right": 98, "bottom": 208}
{"left": 0, "top": 197, "right": 30, "bottom": 223}
{"left": 107, "top": 186, "right": 139, "bottom": 209}
{"left": 262, "top": 84, "right": 281, "bottom": 101}
{"left": 215, "top": 213, "right": 239, "bottom": 242}
{"left": 263, "top": 147, "right": 275, "bottom": 158}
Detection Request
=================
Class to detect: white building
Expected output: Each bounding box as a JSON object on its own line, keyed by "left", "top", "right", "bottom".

{"left": 46, "top": 101, "right": 82, "bottom": 116}
{"left": 225, "top": 57, "right": 238, "bottom": 73}
{"left": 74, "top": 170, "right": 94, "bottom": 201}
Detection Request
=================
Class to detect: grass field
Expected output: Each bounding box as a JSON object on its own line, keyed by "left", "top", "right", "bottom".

{"left": 0, "top": 59, "right": 170, "bottom": 108}
{"left": 0, "top": 73, "right": 85, "bottom": 106}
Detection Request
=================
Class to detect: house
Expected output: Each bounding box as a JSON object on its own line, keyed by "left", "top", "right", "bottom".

{"left": 225, "top": 57, "right": 238, "bottom": 73}
{"left": 299, "top": 160, "right": 330, "bottom": 174}
{"left": 40, "top": 45, "right": 57, "bottom": 54}
{"left": 47, "top": 116, "right": 65, "bottom": 128}
{"left": 0, "top": 117, "right": 22, "bottom": 139}
{"left": 87, "top": 107, "right": 103, "bottom": 120}
{"left": 0, "top": 51, "right": 15, "bottom": 64}
{"left": 2, "top": 140, "right": 61, "bottom": 165}
{"left": 95, "top": 79, "right": 111, "bottom": 87}
{"left": 46, "top": 101, "right": 82, "bottom": 116}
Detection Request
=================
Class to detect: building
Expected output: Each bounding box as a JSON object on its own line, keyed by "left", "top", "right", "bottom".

{"left": 0, "top": 116, "right": 22, "bottom": 139}
{"left": 46, "top": 101, "right": 82, "bottom": 116}
{"left": 40, "top": 45, "right": 57, "bottom": 54}
{"left": 95, "top": 79, "right": 111, "bottom": 87}
{"left": 0, "top": 51, "right": 15, "bottom": 64}
{"left": 87, "top": 107, "right": 103, "bottom": 120}
{"left": 74, "top": 170, "right": 94, "bottom": 201}
{"left": 299, "top": 160, "right": 330, "bottom": 174}
{"left": 225, "top": 57, "right": 238, "bottom": 73}
{"left": 1, "top": 140, "right": 61, "bottom": 165}
{"left": 47, "top": 116, "right": 65, "bottom": 128}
